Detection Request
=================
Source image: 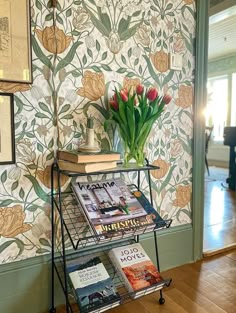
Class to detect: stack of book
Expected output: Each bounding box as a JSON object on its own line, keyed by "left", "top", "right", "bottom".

{"left": 57, "top": 150, "right": 121, "bottom": 174}
{"left": 67, "top": 242, "right": 165, "bottom": 311}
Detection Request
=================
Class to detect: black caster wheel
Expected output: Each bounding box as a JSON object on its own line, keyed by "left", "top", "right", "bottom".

{"left": 159, "top": 297, "right": 165, "bottom": 305}
{"left": 50, "top": 309, "right": 56, "bottom": 313}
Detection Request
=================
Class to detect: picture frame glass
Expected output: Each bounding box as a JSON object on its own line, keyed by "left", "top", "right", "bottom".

{"left": 0, "top": 93, "right": 15, "bottom": 164}
{"left": 0, "top": 0, "right": 32, "bottom": 83}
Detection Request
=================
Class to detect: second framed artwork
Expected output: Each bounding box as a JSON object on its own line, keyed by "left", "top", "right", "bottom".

{"left": 0, "top": 93, "right": 15, "bottom": 164}
{"left": 0, "top": 0, "right": 32, "bottom": 84}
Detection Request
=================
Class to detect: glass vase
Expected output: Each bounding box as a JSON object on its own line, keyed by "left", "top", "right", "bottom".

{"left": 123, "top": 142, "right": 145, "bottom": 167}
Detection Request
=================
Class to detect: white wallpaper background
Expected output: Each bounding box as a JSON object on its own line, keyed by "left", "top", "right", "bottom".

{"left": 0, "top": 0, "right": 196, "bottom": 264}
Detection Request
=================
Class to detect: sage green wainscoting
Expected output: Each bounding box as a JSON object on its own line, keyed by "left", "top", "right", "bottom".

{"left": 142, "top": 224, "right": 193, "bottom": 271}
{"left": 0, "top": 254, "right": 62, "bottom": 313}
{"left": 192, "top": 0, "right": 209, "bottom": 261}
{"left": 0, "top": 224, "right": 193, "bottom": 313}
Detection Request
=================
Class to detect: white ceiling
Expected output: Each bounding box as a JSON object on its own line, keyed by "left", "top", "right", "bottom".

{"left": 208, "top": 6, "right": 236, "bottom": 60}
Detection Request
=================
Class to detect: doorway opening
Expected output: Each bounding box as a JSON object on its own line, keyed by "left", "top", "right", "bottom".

{"left": 203, "top": 1, "right": 236, "bottom": 256}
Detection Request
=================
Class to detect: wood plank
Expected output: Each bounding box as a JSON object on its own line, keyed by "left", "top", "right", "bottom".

{"left": 204, "top": 168, "right": 236, "bottom": 252}
{"left": 164, "top": 288, "right": 209, "bottom": 313}
{"left": 175, "top": 281, "right": 227, "bottom": 313}
{"left": 224, "top": 250, "right": 236, "bottom": 260}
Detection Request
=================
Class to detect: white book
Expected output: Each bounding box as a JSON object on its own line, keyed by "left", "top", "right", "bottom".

{"left": 109, "top": 243, "right": 164, "bottom": 298}
{"left": 67, "top": 256, "right": 120, "bottom": 312}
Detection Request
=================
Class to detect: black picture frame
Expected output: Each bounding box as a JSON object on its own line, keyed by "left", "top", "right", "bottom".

{"left": 0, "top": 93, "right": 15, "bottom": 164}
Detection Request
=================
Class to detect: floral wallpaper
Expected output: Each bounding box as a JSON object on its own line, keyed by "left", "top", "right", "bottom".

{"left": 0, "top": 0, "right": 196, "bottom": 264}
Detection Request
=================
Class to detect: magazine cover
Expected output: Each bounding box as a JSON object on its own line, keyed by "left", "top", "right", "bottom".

{"left": 128, "top": 185, "right": 167, "bottom": 229}
{"left": 109, "top": 243, "right": 163, "bottom": 297}
{"left": 67, "top": 256, "right": 120, "bottom": 312}
{"left": 71, "top": 178, "right": 155, "bottom": 236}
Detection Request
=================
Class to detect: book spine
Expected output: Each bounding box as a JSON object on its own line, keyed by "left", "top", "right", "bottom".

{"left": 108, "top": 250, "right": 134, "bottom": 294}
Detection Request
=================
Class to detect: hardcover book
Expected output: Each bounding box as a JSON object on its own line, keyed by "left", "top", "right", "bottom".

{"left": 71, "top": 178, "right": 155, "bottom": 238}
{"left": 67, "top": 256, "right": 120, "bottom": 313}
{"left": 57, "top": 150, "right": 120, "bottom": 164}
{"left": 108, "top": 243, "right": 164, "bottom": 298}
{"left": 58, "top": 160, "right": 117, "bottom": 174}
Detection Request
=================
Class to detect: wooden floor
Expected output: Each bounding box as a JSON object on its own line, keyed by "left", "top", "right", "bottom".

{"left": 55, "top": 249, "right": 236, "bottom": 313}
{"left": 204, "top": 166, "right": 236, "bottom": 253}
{"left": 53, "top": 166, "right": 236, "bottom": 313}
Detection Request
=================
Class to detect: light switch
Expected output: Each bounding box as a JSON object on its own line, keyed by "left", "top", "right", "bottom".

{"left": 169, "top": 53, "right": 182, "bottom": 70}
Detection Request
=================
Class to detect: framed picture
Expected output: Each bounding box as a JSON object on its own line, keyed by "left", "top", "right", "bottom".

{"left": 0, "top": 0, "right": 32, "bottom": 83}
{"left": 0, "top": 93, "right": 15, "bottom": 164}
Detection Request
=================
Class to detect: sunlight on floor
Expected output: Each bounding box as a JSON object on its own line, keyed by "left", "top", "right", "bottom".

{"left": 204, "top": 166, "right": 236, "bottom": 252}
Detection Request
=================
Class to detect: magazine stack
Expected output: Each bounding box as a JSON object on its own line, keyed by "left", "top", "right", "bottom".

{"left": 71, "top": 178, "right": 159, "bottom": 240}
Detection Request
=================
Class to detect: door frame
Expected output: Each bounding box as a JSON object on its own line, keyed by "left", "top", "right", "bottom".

{"left": 192, "top": 0, "right": 209, "bottom": 261}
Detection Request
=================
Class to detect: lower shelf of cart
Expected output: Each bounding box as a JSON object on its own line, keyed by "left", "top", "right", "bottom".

{"left": 64, "top": 278, "right": 171, "bottom": 313}
{"left": 53, "top": 247, "right": 172, "bottom": 313}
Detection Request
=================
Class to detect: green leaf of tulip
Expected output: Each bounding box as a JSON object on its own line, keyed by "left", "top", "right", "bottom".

{"left": 106, "top": 85, "right": 171, "bottom": 166}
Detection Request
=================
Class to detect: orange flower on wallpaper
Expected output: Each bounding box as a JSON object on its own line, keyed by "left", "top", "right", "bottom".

{"left": 35, "top": 26, "right": 72, "bottom": 54}
{"left": 150, "top": 50, "right": 169, "bottom": 73}
{"left": 173, "top": 185, "right": 191, "bottom": 208}
{"left": 36, "top": 165, "right": 69, "bottom": 190}
{"left": 123, "top": 77, "right": 141, "bottom": 95}
{"left": 77, "top": 70, "right": 105, "bottom": 101}
{"left": 0, "top": 205, "right": 31, "bottom": 238}
{"left": 151, "top": 159, "right": 170, "bottom": 179}
{"left": 175, "top": 85, "right": 193, "bottom": 108}
{"left": 183, "top": 0, "right": 194, "bottom": 4}
{"left": 0, "top": 82, "right": 31, "bottom": 93}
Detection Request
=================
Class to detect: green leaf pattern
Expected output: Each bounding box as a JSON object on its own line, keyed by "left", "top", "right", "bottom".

{"left": 0, "top": 0, "right": 196, "bottom": 263}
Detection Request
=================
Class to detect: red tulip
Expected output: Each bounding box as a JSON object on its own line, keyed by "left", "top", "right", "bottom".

{"left": 120, "top": 89, "right": 128, "bottom": 102}
{"left": 136, "top": 84, "right": 144, "bottom": 95}
{"left": 109, "top": 93, "right": 119, "bottom": 110}
{"left": 163, "top": 94, "right": 172, "bottom": 104}
{"left": 146, "top": 87, "right": 158, "bottom": 101}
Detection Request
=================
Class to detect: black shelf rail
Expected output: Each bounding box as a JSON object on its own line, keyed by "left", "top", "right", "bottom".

{"left": 53, "top": 159, "right": 160, "bottom": 177}
{"left": 53, "top": 192, "right": 172, "bottom": 250}
{"left": 53, "top": 242, "right": 172, "bottom": 313}
{"left": 50, "top": 159, "right": 172, "bottom": 313}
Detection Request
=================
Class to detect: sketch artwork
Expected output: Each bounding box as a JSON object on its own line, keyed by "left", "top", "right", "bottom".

{"left": 0, "top": 1, "right": 11, "bottom": 62}
{"left": 0, "top": 94, "right": 14, "bottom": 164}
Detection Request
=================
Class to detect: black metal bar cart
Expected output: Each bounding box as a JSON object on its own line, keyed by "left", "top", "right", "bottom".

{"left": 50, "top": 159, "right": 172, "bottom": 313}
